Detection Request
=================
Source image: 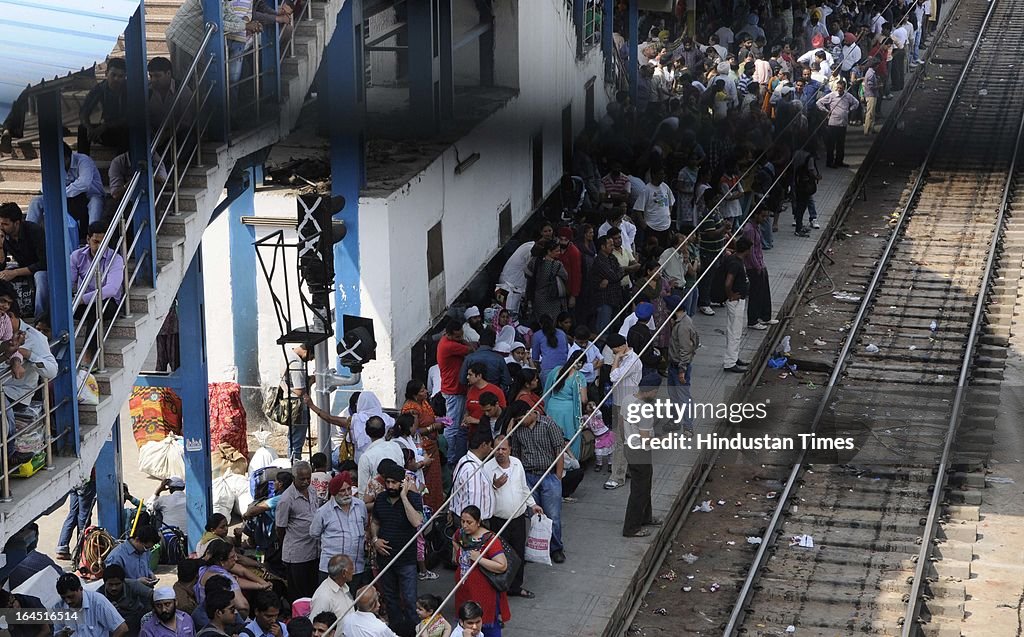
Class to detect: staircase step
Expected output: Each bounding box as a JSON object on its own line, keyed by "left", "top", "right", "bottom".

{"left": 0, "top": 181, "right": 40, "bottom": 206}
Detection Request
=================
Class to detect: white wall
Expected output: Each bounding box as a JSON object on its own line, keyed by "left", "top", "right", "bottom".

{"left": 203, "top": 0, "right": 610, "bottom": 408}
{"left": 360, "top": 0, "right": 610, "bottom": 406}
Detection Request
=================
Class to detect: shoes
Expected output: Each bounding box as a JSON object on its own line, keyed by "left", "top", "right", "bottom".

{"left": 795, "top": 229, "right": 810, "bottom": 237}
{"left": 792, "top": 221, "right": 797, "bottom": 227}
{"left": 812, "top": 220, "right": 820, "bottom": 229}
{"left": 418, "top": 570, "right": 439, "bottom": 581}
{"left": 764, "top": 319, "right": 780, "bottom": 325}
{"left": 562, "top": 496, "right": 578, "bottom": 503}
{"left": 644, "top": 518, "right": 665, "bottom": 526}
{"left": 749, "top": 322, "right": 768, "bottom": 331}
{"left": 594, "top": 464, "right": 604, "bottom": 473}
{"left": 551, "top": 550, "right": 566, "bottom": 563}
{"left": 737, "top": 359, "right": 750, "bottom": 367}
{"left": 699, "top": 306, "right": 716, "bottom": 316}
{"left": 624, "top": 529, "right": 652, "bottom": 538}
{"left": 724, "top": 365, "right": 747, "bottom": 373}
{"left": 55, "top": 551, "right": 72, "bottom": 561}
{"left": 604, "top": 479, "right": 623, "bottom": 490}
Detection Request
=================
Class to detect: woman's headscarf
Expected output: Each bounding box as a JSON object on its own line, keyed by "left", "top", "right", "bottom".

{"left": 495, "top": 325, "right": 517, "bottom": 355}
{"left": 350, "top": 391, "right": 394, "bottom": 457}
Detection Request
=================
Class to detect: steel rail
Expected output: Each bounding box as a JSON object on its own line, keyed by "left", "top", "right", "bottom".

{"left": 900, "top": 22, "right": 1024, "bottom": 637}
{"left": 723, "top": 0, "right": 1002, "bottom": 632}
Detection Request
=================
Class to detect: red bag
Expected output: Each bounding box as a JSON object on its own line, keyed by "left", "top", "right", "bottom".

{"left": 209, "top": 382, "right": 249, "bottom": 456}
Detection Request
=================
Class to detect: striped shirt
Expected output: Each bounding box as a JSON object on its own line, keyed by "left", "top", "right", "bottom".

{"left": 167, "top": 0, "right": 248, "bottom": 59}
{"left": 451, "top": 452, "right": 494, "bottom": 520}
{"left": 602, "top": 173, "right": 631, "bottom": 202}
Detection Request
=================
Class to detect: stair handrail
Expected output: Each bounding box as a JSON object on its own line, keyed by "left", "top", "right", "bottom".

{"left": 150, "top": 25, "right": 217, "bottom": 157}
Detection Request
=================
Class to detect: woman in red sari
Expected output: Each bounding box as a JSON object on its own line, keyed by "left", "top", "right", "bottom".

{"left": 400, "top": 379, "right": 445, "bottom": 511}
{"left": 453, "top": 505, "right": 511, "bottom": 636}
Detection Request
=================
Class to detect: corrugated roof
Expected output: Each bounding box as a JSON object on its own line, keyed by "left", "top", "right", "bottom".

{"left": 0, "top": 0, "right": 143, "bottom": 121}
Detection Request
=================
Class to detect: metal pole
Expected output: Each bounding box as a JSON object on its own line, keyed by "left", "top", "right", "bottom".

{"left": 254, "top": 41, "right": 262, "bottom": 121}
{"left": 43, "top": 381, "right": 53, "bottom": 470}
{"left": 120, "top": 213, "right": 132, "bottom": 318}
{"left": 94, "top": 268, "right": 106, "bottom": 373}
{"left": 172, "top": 132, "right": 181, "bottom": 217}
{"left": 195, "top": 61, "right": 205, "bottom": 168}
{"left": 1, "top": 392, "right": 11, "bottom": 502}
{"left": 313, "top": 317, "right": 332, "bottom": 456}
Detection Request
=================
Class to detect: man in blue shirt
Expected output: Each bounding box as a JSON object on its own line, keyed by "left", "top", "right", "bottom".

{"left": 104, "top": 525, "right": 160, "bottom": 586}
{"left": 241, "top": 592, "right": 288, "bottom": 637}
{"left": 458, "top": 330, "right": 512, "bottom": 393}
{"left": 53, "top": 572, "right": 128, "bottom": 637}
{"left": 27, "top": 143, "right": 106, "bottom": 244}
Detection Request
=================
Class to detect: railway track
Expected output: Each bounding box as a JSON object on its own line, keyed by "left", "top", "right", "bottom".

{"left": 626, "top": 0, "right": 1024, "bottom": 635}
{"left": 724, "top": 0, "right": 1024, "bottom": 634}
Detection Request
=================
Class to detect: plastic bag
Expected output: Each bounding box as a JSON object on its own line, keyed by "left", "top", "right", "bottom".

{"left": 212, "top": 476, "right": 236, "bottom": 518}
{"left": 77, "top": 370, "right": 100, "bottom": 406}
{"left": 248, "top": 430, "right": 278, "bottom": 474}
{"left": 524, "top": 514, "right": 553, "bottom": 565}
{"left": 138, "top": 435, "right": 185, "bottom": 479}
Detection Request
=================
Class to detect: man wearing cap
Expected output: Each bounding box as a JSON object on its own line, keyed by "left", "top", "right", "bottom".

{"left": 151, "top": 476, "right": 188, "bottom": 531}
{"left": 309, "top": 472, "right": 367, "bottom": 585}
{"left": 839, "top": 32, "right": 863, "bottom": 81}
{"left": 140, "top": 587, "right": 195, "bottom": 637}
{"left": 666, "top": 296, "right": 699, "bottom": 435}
{"left": 618, "top": 300, "right": 655, "bottom": 340}
{"left": 622, "top": 372, "right": 663, "bottom": 537}
{"left": 462, "top": 306, "right": 484, "bottom": 344}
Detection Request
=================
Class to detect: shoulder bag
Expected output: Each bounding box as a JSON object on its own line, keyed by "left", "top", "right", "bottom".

{"left": 478, "top": 532, "right": 522, "bottom": 593}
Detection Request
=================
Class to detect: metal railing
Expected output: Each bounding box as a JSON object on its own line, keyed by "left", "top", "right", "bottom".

{"left": 0, "top": 333, "right": 71, "bottom": 501}
{"left": 0, "top": 0, "right": 310, "bottom": 502}
{"left": 582, "top": 0, "right": 602, "bottom": 50}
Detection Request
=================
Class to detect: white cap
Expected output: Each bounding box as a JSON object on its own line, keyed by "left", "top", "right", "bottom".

{"left": 153, "top": 587, "right": 176, "bottom": 602}
{"left": 830, "top": 35, "right": 841, "bottom": 45}
{"left": 464, "top": 306, "right": 481, "bottom": 320}
{"left": 168, "top": 476, "right": 185, "bottom": 489}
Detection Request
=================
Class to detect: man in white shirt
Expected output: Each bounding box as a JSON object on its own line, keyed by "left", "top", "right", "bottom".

{"left": 568, "top": 326, "right": 603, "bottom": 386}
{"left": 497, "top": 241, "right": 535, "bottom": 314}
{"left": 618, "top": 302, "right": 656, "bottom": 339}
{"left": 340, "top": 586, "right": 398, "bottom": 637}
{"left": 599, "top": 203, "right": 638, "bottom": 253}
{"left": 605, "top": 334, "right": 642, "bottom": 491}
{"left": 450, "top": 430, "right": 495, "bottom": 522}
{"left": 356, "top": 418, "right": 404, "bottom": 496}
{"left": 150, "top": 476, "right": 187, "bottom": 530}
{"left": 891, "top": 21, "right": 909, "bottom": 91}
{"left": 310, "top": 554, "right": 355, "bottom": 621}
{"left": 642, "top": 168, "right": 675, "bottom": 246}
{"left": 462, "top": 306, "right": 483, "bottom": 344}
{"left": 798, "top": 47, "right": 833, "bottom": 74}
{"left": 485, "top": 435, "right": 543, "bottom": 598}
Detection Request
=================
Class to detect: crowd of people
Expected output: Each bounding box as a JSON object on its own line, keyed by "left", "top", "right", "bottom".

{"left": 0, "top": 0, "right": 943, "bottom": 636}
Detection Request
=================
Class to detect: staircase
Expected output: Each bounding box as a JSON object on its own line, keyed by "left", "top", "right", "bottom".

{"left": 0, "top": 0, "right": 346, "bottom": 547}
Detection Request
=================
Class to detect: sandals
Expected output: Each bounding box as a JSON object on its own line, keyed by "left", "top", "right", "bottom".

{"left": 418, "top": 570, "right": 439, "bottom": 581}
{"left": 603, "top": 480, "right": 623, "bottom": 490}
{"left": 624, "top": 529, "right": 651, "bottom": 538}
{"left": 511, "top": 589, "right": 536, "bottom": 599}
{"left": 644, "top": 518, "right": 664, "bottom": 527}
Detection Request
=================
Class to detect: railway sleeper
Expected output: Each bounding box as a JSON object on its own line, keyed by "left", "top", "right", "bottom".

{"left": 742, "top": 599, "right": 910, "bottom": 634}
